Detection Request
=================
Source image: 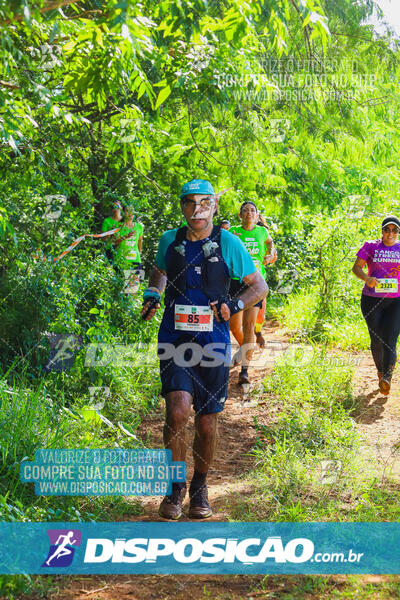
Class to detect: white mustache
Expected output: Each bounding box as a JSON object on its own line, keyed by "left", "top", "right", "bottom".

{"left": 190, "top": 212, "right": 211, "bottom": 220}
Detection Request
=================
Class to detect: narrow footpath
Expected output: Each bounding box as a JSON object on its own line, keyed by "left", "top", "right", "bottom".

{"left": 47, "top": 321, "right": 400, "bottom": 600}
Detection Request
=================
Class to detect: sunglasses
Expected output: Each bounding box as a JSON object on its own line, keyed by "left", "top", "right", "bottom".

{"left": 182, "top": 197, "right": 215, "bottom": 210}
{"left": 383, "top": 226, "right": 399, "bottom": 234}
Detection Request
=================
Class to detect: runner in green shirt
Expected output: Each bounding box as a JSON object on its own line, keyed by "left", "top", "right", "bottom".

{"left": 230, "top": 223, "right": 270, "bottom": 278}
{"left": 230, "top": 201, "right": 277, "bottom": 385}
{"left": 114, "top": 205, "right": 144, "bottom": 265}
{"left": 101, "top": 201, "right": 123, "bottom": 262}
{"left": 113, "top": 206, "right": 144, "bottom": 294}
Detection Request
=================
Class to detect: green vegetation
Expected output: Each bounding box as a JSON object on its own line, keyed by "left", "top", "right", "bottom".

{"left": 1, "top": 0, "right": 400, "bottom": 597}
{"left": 230, "top": 350, "right": 400, "bottom": 523}
{"left": 269, "top": 209, "right": 380, "bottom": 349}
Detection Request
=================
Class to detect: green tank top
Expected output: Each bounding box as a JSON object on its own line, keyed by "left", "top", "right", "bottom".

{"left": 115, "top": 222, "right": 144, "bottom": 264}
{"left": 230, "top": 224, "right": 269, "bottom": 278}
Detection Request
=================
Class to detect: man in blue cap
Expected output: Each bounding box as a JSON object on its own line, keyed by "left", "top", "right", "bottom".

{"left": 141, "top": 179, "right": 268, "bottom": 520}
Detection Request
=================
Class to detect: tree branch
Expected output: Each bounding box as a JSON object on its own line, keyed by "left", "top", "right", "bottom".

{"left": 0, "top": 0, "right": 83, "bottom": 25}
{"left": 187, "top": 100, "right": 231, "bottom": 167}
{"left": 126, "top": 163, "right": 163, "bottom": 193}
{"left": 0, "top": 80, "right": 19, "bottom": 89}
{"left": 67, "top": 9, "right": 103, "bottom": 20}
{"left": 289, "top": 0, "right": 312, "bottom": 59}
{"left": 330, "top": 31, "right": 374, "bottom": 42}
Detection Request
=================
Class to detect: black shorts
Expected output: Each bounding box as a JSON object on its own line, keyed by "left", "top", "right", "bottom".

{"left": 229, "top": 279, "right": 263, "bottom": 309}
{"left": 160, "top": 352, "right": 229, "bottom": 415}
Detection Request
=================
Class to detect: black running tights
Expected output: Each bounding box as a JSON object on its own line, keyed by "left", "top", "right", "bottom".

{"left": 361, "top": 294, "right": 400, "bottom": 378}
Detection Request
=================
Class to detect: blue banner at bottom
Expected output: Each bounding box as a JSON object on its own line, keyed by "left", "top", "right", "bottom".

{"left": 0, "top": 522, "right": 399, "bottom": 574}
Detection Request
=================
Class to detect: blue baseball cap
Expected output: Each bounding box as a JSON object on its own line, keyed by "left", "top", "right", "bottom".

{"left": 180, "top": 179, "right": 215, "bottom": 199}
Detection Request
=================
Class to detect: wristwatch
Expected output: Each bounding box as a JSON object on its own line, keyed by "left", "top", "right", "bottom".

{"left": 226, "top": 298, "right": 244, "bottom": 316}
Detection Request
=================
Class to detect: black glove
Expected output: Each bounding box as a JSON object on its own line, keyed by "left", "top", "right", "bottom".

{"left": 213, "top": 296, "right": 243, "bottom": 321}
{"left": 141, "top": 296, "right": 160, "bottom": 320}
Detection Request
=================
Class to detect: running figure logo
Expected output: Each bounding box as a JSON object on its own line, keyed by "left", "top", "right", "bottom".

{"left": 42, "top": 529, "right": 82, "bottom": 567}
{"left": 44, "top": 334, "right": 82, "bottom": 373}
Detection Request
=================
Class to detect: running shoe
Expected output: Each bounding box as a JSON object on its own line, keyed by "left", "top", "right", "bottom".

{"left": 379, "top": 378, "right": 391, "bottom": 396}
{"left": 379, "top": 366, "right": 395, "bottom": 395}
{"left": 188, "top": 483, "right": 212, "bottom": 519}
{"left": 158, "top": 484, "right": 187, "bottom": 520}
{"left": 255, "top": 331, "right": 265, "bottom": 349}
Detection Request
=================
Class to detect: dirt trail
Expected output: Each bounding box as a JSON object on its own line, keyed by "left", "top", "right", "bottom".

{"left": 352, "top": 354, "right": 400, "bottom": 479}
{"left": 47, "top": 322, "right": 400, "bottom": 600}
{"left": 131, "top": 320, "right": 286, "bottom": 523}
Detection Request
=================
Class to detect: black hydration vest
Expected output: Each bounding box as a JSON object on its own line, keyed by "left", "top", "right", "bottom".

{"left": 164, "top": 225, "right": 231, "bottom": 306}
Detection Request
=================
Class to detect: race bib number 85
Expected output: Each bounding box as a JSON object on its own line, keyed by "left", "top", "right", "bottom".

{"left": 175, "top": 305, "right": 213, "bottom": 332}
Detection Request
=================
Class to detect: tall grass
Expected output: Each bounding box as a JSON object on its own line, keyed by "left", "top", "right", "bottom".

{"left": 0, "top": 363, "right": 158, "bottom": 523}
{"left": 271, "top": 287, "right": 370, "bottom": 350}
{"left": 230, "top": 349, "right": 400, "bottom": 522}
{"left": 0, "top": 381, "right": 70, "bottom": 498}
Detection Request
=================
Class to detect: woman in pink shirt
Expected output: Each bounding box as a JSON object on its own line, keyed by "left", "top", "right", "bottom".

{"left": 352, "top": 215, "right": 400, "bottom": 395}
